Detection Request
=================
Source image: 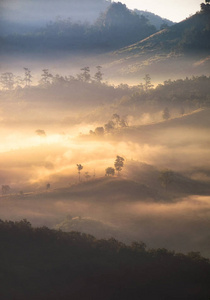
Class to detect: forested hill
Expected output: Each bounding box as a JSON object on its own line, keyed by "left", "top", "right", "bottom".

{"left": 0, "top": 219, "right": 210, "bottom": 300}
{"left": 134, "top": 9, "right": 174, "bottom": 30}
{"left": 104, "top": 4, "right": 210, "bottom": 81}
{"left": 116, "top": 5, "right": 210, "bottom": 56}
{"left": 0, "top": 2, "right": 156, "bottom": 53}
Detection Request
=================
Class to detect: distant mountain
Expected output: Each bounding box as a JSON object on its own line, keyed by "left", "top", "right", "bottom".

{"left": 134, "top": 9, "right": 174, "bottom": 30}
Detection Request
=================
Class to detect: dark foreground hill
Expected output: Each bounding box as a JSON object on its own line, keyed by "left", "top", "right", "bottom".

{"left": 0, "top": 219, "right": 209, "bottom": 300}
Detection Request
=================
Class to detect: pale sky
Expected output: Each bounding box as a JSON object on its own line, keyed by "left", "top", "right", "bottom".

{"left": 115, "top": 0, "right": 202, "bottom": 22}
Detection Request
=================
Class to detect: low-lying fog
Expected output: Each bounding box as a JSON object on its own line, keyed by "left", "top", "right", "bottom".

{"left": 0, "top": 71, "right": 210, "bottom": 259}
{"left": 0, "top": 109, "right": 210, "bottom": 258}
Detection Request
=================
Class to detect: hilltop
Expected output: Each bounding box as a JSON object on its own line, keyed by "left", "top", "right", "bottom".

{"left": 134, "top": 9, "right": 174, "bottom": 30}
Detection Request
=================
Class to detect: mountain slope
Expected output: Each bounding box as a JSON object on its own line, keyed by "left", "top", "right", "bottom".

{"left": 104, "top": 9, "right": 210, "bottom": 81}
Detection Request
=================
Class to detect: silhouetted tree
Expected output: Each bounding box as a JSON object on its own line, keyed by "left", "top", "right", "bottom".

{"left": 119, "top": 118, "right": 128, "bottom": 128}
{"left": 85, "top": 172, "right": 91, "bottom": 180}
{"left": 143, "top": 74, "right": 154, "bottom": 91}
{"left": 79, "top": 67, "right": 91, "bottom": 82}
{"left": 162, "top": 107, "right": 170, "bottom": 120}
{"left": 35, "top": 129, "right": 46, "bottom": 136}
{"left": 0, "top": 72, "right": 15, "bottom": 90}
{"left": 94, "top": 65, "right": 103, "bottom": 83}
{"left": 105, "top": 167, "right": 115, "bottom": 176}
{"left": 112, "top": 114, "right": 121, "bottom": 127}
{"left": 131, "top": 241, "right": 147, "bottom": 252}
{"left": 114, "top": 155, "right": 125, "bottom": 175}
{"left": 46, "top": 183, "right": 51, "bottom": 190}
{"left": 40, "top": 69, "right": 53, "bottom": 85}
{"left": 104, "top": 120, "right": 115, "bottom": 133}
{"left": 159, "top": 169, "right": 174, "bottom": 190}
{"left": 2, "top": 185, "right": 10, "bottom": 195}
{"left": 95, "top": 127, "right": 105, "bottom": 135}
{"left": 77, "top": 164, "right": 83, "bottom": 182}
{"left": 23, "top": 68, "right": 32, "bottom": 87}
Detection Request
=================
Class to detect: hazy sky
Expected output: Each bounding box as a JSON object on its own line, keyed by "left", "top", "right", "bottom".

{"left": 116, "top": 0, "right": 202, "bottom": 22}
{"left": 0, "top": 0, "right": 203, "bottom": 23}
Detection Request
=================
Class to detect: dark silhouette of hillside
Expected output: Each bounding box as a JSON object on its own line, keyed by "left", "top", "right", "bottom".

{"left": 0, "top": 219, "right": 209, "bottom": 300}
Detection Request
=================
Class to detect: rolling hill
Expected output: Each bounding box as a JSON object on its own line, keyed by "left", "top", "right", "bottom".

{"left": 104, "top": 6, "right": 210, "bottom": 82}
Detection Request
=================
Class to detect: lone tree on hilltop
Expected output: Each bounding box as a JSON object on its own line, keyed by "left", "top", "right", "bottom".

{"left": 77, "top": 164, "right": 83, "bottom": 182}
{"left": 114, "top": 155, "right": 125, "bottom": 176}
{"left": 105, "top": 167, "right": 115, "bottom": 177}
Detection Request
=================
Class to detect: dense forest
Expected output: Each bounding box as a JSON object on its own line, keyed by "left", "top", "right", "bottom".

{"left": 0, "top": 219, "right": 209, "bottom": 300}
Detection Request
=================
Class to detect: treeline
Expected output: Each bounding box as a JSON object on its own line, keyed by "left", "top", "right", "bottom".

{"left": 0, "top": 66, "right": 105, "bottom": 90}
{"left": 0, "top": 66, "right": 135, "bottom": 109}
{"left": 120, "top": 75, "right": 210, "bottom": 112}
{"left": 0, "top": 219, "right": 209, "bottom": 300}
{"left": 0, "top": 3, "right": 156, "bottom": 53}
{"left": 0, "top": 69, "right": 209, "bottom": 114}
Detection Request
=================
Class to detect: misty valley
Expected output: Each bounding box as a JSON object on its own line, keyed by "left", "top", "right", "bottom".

{"left": 1, "top": 68, "right": 210, "bottom": 253}
{"left": 0, "top": 1, "right": 210, "bottom": 299}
